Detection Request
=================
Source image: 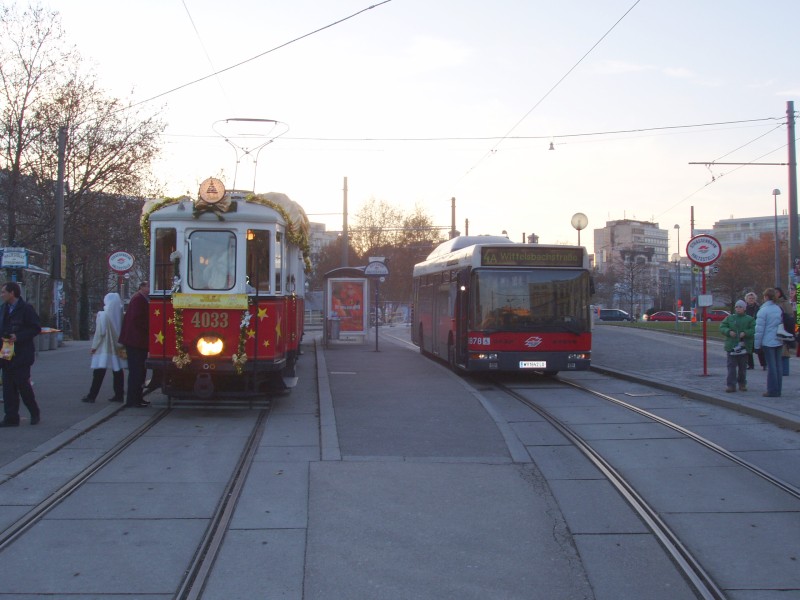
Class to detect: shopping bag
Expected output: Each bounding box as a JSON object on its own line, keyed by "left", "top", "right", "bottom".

{"left": 0, "top": 339, "right": 15, "bottom": 360}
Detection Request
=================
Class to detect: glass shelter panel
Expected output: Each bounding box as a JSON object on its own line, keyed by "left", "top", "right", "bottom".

{"left": 471, "top": 269, "right": 591, "bottom": 331}
{"left": 188, "top": 231, "right": 236, "bottom": 291}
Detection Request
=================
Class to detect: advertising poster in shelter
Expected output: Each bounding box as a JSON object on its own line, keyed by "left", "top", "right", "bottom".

{"left": 329, "top": 278, "right": 366, "bottom": 332}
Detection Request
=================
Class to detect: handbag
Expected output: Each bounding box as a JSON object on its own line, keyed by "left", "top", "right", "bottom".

{"left": 0, "top": 338, "right": 15, "bottom": 360}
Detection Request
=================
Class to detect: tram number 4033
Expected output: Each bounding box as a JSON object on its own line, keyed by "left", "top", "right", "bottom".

{"left": 190, "top": 311, "right": 230, "bottom": 328}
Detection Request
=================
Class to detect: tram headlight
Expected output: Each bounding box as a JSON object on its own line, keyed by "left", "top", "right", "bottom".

{"left": 197, "top": 336, "right": 224, "bottom": 356}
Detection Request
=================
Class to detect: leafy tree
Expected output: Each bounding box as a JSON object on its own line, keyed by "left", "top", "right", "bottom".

{"left": 710, "top": 232, "right": 788, "bottom": 307}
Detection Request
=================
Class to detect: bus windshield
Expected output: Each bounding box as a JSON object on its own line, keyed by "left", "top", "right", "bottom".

{"left": 471, "top": 269, "right": 591, "bottom": 332}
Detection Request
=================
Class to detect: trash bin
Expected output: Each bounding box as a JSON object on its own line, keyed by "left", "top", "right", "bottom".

{"left": 329, "top": 317, "right": 341, "bottom": 340}
{"left": 38, "top": 331, "right": 50, "bottom": 351}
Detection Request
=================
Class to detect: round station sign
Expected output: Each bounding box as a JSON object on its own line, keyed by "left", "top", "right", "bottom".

{"left": 686, "top": 234, "right": 722, "bottom": 266}
{"left": 108, "top": 251, "right": 134, "bottom": 273}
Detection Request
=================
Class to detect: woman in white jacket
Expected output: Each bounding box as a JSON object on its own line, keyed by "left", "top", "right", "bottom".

{"left": 80, "top": 292, "right": 127, "bottom": 402}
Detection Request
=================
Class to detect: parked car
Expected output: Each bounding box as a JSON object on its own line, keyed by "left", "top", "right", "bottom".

{"left": 598, "top": 308, "right": 634, "bottom": 322}
{"left": 646, "top": 311, "right": 687, "bottom": 322}
{"left": 705, "top": 309, "right": 730, "bottom": 322}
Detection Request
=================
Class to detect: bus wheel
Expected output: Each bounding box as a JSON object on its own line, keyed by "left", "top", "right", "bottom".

{"left": 447, "top": 342, "right": 456, "bottom": 371}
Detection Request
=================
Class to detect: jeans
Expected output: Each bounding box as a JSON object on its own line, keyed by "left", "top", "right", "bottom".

{"left": 762, "top": 345, "right": 783, "bottom": 396}
{"left": 726, "top": 353, "right": 748, "bottom": 388}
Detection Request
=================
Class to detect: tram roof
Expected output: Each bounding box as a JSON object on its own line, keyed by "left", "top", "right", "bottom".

{"left": 145, "top": 191, "right": 309, "bottom": 232}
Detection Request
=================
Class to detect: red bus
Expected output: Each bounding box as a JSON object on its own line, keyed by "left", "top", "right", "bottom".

{"left": 144, "top": 178, "right": 309, "bottom": 400}
{"left": 411, "top": 236, "right": 593, "bottom": 375}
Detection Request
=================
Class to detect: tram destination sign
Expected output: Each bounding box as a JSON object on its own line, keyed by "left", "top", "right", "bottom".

{"left": 481, "top": 246, "right": 584, "bottom": 268}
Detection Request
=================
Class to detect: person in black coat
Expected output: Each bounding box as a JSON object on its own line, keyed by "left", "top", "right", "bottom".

{"left": 744, "top": 291, "right": 766, "bottom": 370}
{"left": 0, "top": 282, "right": 41, "bottom": 426}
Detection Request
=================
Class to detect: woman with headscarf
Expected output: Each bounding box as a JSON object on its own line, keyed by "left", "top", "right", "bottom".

{"left": 80, "top": 292, "right": 127, "bottom": 403}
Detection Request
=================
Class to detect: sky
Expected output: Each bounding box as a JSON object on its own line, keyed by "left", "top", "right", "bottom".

{"left": 51, "top": 0, "right": 800, "bottom": 258}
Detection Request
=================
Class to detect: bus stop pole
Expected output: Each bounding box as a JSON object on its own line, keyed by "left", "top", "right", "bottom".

{"left": 374, "top": 278, "right": 379, "bottom": 352}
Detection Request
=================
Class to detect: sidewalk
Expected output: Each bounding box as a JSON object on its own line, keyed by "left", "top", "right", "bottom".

{"left": 0, "top": 340, "right": 121, "bottom": 475}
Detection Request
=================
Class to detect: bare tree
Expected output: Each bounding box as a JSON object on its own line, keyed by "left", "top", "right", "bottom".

{"left": 0, "top": 3, "right": 75, "bottom": 245}
{"left": 0, "top": 4, "right": 165, "bottom": 336}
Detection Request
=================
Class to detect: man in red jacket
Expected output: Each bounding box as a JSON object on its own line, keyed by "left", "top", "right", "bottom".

{"left": 119, "top": 281, "right": 150, "bottom": 407}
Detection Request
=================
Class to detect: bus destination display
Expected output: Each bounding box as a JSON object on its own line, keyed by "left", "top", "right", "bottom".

{"left": 481, "top": 246, "right": 584, "bottom": 268}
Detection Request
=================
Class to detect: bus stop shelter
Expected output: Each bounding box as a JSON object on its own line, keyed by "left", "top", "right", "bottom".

{"left": 323, "top": 266, "right": 367, "bottom": 346}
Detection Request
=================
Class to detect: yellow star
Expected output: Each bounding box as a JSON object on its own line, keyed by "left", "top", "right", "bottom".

{"left": 275, "top": 317, "right": 282, "bottom": 341}
{"left": 168, "top": 317, "right": 174, "bottom": 325}
{"left": 257, "top": 306, "right": 268, "bottom": 320}
{"left": 154, "top": 308, "right": 161, "bottom": 317}
{"left": 263, "top": 339, "right": 270, "bottom": 348}
{"left": 155, "top": 331, "right": 165, "bottom": 345}
{"left": 247, "top": 329, "right": 256, "bottom": 339}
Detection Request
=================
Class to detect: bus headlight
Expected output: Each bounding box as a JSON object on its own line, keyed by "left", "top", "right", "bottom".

{"left": 197, "top": 336, "right": 224, "bottom": 356}
{"left": 469, "top": 352, "right": 498, "bottom": 361}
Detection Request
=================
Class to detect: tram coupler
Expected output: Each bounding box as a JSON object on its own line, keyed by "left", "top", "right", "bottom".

{"left": 193, "top": 373, "right": 214, "bottom": 399}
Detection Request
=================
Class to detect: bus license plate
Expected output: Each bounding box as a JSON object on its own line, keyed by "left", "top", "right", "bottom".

{"left": 520, "top": 361, "right": 546, "bottom": 369}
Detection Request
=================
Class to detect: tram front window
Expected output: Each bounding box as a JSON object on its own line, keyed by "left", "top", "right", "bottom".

{"left": 189, "top": 231, "right": 236, "bottom": 291}
{"left": 472, "top": 270, "right": 591, "bottom": 331}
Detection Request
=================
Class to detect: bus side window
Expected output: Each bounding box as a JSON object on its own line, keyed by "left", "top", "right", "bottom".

{"left": 246, "top": 229, "right": 271, "bottom": 293}
{"left": 154, "top": 228, "right": 177, "bottom": 292}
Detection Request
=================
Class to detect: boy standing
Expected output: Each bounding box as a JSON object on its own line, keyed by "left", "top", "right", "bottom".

{"left": 721, "top": 300, "right": 756, "bottom": 392}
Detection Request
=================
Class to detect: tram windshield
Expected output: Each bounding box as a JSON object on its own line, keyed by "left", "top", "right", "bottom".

{"left": 188, "top": 231, "right": 236, "bottom": 291}
{"left": 471, "top": 269, "right": 591, "bottom": 332}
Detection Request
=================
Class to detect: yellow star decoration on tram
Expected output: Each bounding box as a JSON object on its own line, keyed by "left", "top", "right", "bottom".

{"left": 168, "top": 317, "right": 174, "bottom": 325}
{"left": 262, "top": 339, "right": 270, "bottom": 348}
{"left": 247, "top": 329, "right": 256, "bottom": 339}
{"left": 257, "top": 306, "right": 268, "bottom": 320}
{"left": 155, "top": 331, "right": 165, "bottom": 345}
{"left": 154, "top": 308, "right": 161, "bottom": 317}
{"left": 275, "top": 318, "right": 282, "bottom": 341}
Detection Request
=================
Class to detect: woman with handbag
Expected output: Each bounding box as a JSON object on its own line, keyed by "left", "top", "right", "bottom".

{"left": 81, "top": 292, "right": 126, "bottom": 403}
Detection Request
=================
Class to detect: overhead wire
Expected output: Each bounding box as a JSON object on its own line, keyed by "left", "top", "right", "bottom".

{"left": 461, "top": 0, "right": 643, "bottom": 179}
{"left": 160, "top": 116, "right": 780, "bottom": 143}
{"left": 124, "top": 1, "right": 393, "bottom": 112}
{"left": 180, "top": 0, "right": 231, "bottom": 107}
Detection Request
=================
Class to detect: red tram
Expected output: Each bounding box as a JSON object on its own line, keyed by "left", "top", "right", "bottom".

{"left": 411, "top": 236, "right": 593, "bottom": 375}
{"left": 144, "top": 178, "right": 310, "bottom": 399}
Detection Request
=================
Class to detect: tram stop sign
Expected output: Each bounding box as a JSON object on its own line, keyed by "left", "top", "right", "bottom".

{"left": 686, "top": 234, "right": 722, "bottom": 267}
{"left": 364, "top": 260, "right": 389, "bottom": 277}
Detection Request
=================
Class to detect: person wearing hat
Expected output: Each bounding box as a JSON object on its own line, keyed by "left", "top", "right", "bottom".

{"left": 720, "top": 300, "right": 756, "bottom": 393}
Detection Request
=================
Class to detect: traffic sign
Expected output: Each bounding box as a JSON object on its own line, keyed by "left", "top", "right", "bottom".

{"left": 108, "top": 251, "right": 134, "bottom": 273}
{"left": 686, "top": 234, "right": 722, "bottom": 266}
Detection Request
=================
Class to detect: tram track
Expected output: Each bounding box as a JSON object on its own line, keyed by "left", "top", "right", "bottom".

{"left": 490, "top": 375, "right": 800, "bottom": 600}
{"left": 0, "top": 405, "right": 272, "bottom": 598}
{"left": 175, "top": 408, "right": 269, "bottom": 600}
{"left": 0, "top": 407, "right": 170, "bottom": 552}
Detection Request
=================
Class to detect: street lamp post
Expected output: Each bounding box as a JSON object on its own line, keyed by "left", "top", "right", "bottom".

{"left": 674, "top": 224, "right": 680, "bottom": 328}
{"left": 774, "top": 188, "right": 782, "bottom": 287}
